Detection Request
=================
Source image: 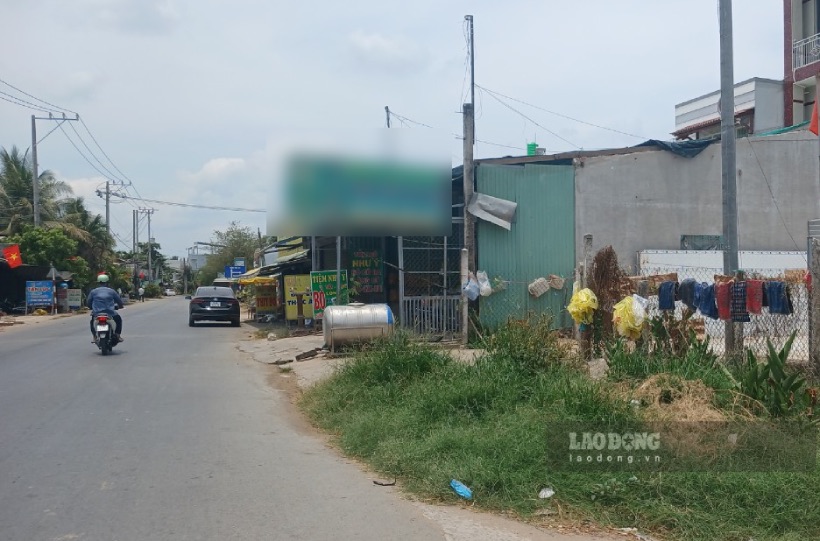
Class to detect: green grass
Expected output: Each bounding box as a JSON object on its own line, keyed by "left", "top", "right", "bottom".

{"left": 300, "top": 325, "right": 820, "bottom": 541}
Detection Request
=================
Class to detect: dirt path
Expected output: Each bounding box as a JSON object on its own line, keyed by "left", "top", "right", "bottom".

{"left": 239, "top": 333, "right": 651, "bottom": 541}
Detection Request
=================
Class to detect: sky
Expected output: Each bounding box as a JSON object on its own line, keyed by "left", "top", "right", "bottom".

{"left": 0, "top": 0, "right": 784, "bottom": 260}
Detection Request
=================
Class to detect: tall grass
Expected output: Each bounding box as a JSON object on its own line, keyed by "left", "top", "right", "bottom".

{"left": 300, "top": 318, "right": 820, "bottom": 541}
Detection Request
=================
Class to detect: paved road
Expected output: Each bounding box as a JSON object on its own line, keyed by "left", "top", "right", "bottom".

{"left": 0, "top": 298, "right": 446, "bottom": 541}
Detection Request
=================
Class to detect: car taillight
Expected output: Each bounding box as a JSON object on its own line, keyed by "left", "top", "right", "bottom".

{"left": 227, "top": 299, "right": 239, "bottom": 306}
{"left": 190, "top": 297, "right": 205, "bottom": 305}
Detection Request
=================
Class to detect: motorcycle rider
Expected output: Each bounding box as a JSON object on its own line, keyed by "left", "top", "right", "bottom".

{"left": 87, "top": 273, "right": 124, "bottom": 343}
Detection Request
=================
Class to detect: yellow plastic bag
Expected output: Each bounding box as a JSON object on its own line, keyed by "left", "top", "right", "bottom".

{"left": 567, "top": 288, "right": 598, "bottom": 325}
{"left": 613, "top": 295, "right": 644, "bottom": 340}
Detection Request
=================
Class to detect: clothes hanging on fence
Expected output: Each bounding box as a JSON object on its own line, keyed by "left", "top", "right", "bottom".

{"left": 730, "top": 281, "right": 751, "bottom": 322}
{"left": 715, "top": 281, "right": 731, "bottom": 320}
{"left": 658, "top": 281, "right": 677, "bottom": 311}
{"left": 746, "top": 280, "right": 764, "bottom": 314}
{"left": 678, "top": 278, "right": 697, "bottom": 311}
{"left": 696, "top": 283, "right": 719, "bottom": 319}
{"left": 765, "top": 281, "right": 793, "bottom": 315}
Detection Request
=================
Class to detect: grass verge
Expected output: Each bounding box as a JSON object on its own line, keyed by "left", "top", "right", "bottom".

{"left": 300, "top": 320, "right": 820, "bottom": 541}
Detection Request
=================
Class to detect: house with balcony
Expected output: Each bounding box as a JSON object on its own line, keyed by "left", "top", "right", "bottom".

{"left": 786, "top": 0, "right": 820, "bottom": 125}
{"left": 673, "top": 78, "right": 785, "bottom": 140}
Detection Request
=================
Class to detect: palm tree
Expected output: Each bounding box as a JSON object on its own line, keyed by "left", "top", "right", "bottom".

{"left": 57, "top": 196, "right": 115, "bottom": 274}
{"left": 0, "top": 145, "right": 73, "bottom": 236}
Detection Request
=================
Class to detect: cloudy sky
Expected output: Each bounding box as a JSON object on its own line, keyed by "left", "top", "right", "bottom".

{"left": 0, "top": 0, "right": 783, "bottom": 259}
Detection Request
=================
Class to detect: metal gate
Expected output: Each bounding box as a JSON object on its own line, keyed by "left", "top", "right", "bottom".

{"left": 398, "top": 219, "right": 463, "bottom": 336}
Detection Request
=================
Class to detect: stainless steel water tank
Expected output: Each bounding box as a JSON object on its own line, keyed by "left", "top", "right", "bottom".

{"left": 323, "top": 303, "right": 394, "bottom": 350}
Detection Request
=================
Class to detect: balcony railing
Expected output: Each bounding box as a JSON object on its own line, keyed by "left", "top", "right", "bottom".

{"left": 793, "top": 33, "right": 820, "bottom": 70}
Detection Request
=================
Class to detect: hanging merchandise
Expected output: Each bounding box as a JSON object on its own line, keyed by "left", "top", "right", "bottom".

{"left": 679, "top": 278, "right": 697, "bottom": 311}
{"left": 476, "top": 270, "right": 493, "bottom": 297}
{"left": 528, "top": 277, "right": 550, "bottom": 298}
{"left": 730, "top": 281, "right": 751, "bottom": 323}
{"left": 694, "top": 283, "right": 718, "bottom": 319}
{"left": 547, "top": 274, "right": 565, "bottom": 290}
{"left": 766, "top": 281, "right": 793, "bottom": 315}
{"left": 715, "top": 281, "right": 731, "bottom": 321}
{"left": 746, "top": 279, "right": 764, "bottom": 314}
{"left": 567, "top": 288, "right": 598, "bottom": 325}
{"left": 463, "top": 272, "right": 480, "bottom": 301}
{"left": 658, "top": 281, "right": 677, "bottom": 311}
{"left": 613, "top": 295, "right": 643, "bottom": 340}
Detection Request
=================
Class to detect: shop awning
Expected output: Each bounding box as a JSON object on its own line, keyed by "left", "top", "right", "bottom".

{"left": 258, "top": 249, "right": 310, "bottom": 276}
{"left": 238, "top": 275, "right": 277, "bottom": 285}
{"left": 237, "top": 267, "right": 261, "bottom": 280}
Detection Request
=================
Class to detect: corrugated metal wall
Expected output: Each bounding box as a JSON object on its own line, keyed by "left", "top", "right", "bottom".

{"left": 476, "top": 163, "right": 575, "bottom": 329}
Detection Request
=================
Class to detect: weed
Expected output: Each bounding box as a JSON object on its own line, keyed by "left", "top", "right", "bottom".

{"left": 732, "top": 332, "right": 817, "bottom": 419}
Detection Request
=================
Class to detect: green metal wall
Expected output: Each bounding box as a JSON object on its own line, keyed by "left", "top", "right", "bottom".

{"left": 476, "top": 163, "right": 575, "bottom": 329}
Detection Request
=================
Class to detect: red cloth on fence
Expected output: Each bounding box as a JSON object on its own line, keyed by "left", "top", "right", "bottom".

{"left": 746, "top": 280, "right": 764, "bottom": 314}
{"left": 715, "top": 281, "right": 732, "bottom": 321}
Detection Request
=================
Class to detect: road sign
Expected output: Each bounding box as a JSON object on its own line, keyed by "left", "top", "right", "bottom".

{"left": 224, "top": 265, "right": 246, "bottom": 278}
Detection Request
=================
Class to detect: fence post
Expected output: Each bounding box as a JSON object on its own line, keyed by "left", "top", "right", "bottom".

{"left": 580, "top": 234, "right": 593, "bottom": 360}
{"left": 811, "top": 239, "right": 820, "bottom": 372}
{"left": 733, "top": 270, "right": 745, "bottom": 357}
{"left": 461, "top": 248, "right": 469, "bottom": 345}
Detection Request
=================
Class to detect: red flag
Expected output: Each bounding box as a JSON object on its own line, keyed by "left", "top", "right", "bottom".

{"left": 811, "top": 100, "right": 818, "bottom": 136}
{"left": 2, "top": 244, "right": 23, "bottom": 269}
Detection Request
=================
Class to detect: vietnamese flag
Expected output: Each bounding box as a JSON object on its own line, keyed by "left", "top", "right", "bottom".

{"left": 2, "top": 244, "right": 22, "bottom": 269}
{"left": 811, "top": 99, "right": 818, "bottom": 136}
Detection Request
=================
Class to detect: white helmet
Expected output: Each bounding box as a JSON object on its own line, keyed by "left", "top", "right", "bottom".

{"left": 97, "top": 273, "right": 110, "bottom": 283}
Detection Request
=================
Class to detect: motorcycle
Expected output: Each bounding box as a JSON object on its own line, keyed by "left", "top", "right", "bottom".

{"left": 93, "top": 311, "right": 120, "bottom": 355}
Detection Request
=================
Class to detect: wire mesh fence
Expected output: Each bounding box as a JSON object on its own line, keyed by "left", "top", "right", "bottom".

{"left": 637, "top": 266, "right": 809, "bottom": 362}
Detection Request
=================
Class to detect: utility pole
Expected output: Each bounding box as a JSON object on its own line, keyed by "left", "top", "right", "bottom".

{"left": 465, "top": 15, "right": 475, "bottom": 115}
{"left": 719, "top": 0, "right": 740, "bottom": 356}
{"left": 132, "top": 210, "right": 139, "bottom": 295}
{"left": 30, "top": 113, "right": 79, "bottom": 228}
{"left": 136, "top": 208, "right": 155, "bottom": 281}
{"left": 105, "top": 181, "right": 110, "bottom": 237}
{"left": 385, "top": 106, "right": 391, "bottom": 128}
{"left": 31, "top": 116, "right": 39, "bottom": 227}
{"left": 461, "top": 103, "right": 475, "bottom": 345}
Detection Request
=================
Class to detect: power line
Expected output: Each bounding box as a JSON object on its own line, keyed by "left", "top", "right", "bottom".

{"left": 66, "top": 120, "right": 128, "bottom": 183}
{"left": 57, "top": 123, "right": 120, "bottom": 183}
{"left": 0, "top": 91, "right": 53, "bottom": 113}
{"left": 477, "top": 84, "right": 647, "bottom": 141}
{"left": 0, "top": 77, "right": 77, "bottom": 115}
{"left": 388, "top": 111, "right": 434, "bottom": 129}
{"left": 388, "top": 109, "right": 528, "bottom": 153}
{"left": 478, "top": 87, "right": 580, "bottom": 149}
{"left": 111, "top": 192, "right": 266, "bottom": 213}
{"left": 78, "top": 117, "right": 135, "bottom": 186}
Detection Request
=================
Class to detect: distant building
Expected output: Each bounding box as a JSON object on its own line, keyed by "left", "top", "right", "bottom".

{"left": 786, "top": 0, "right": 820, "bottom": 125}
{"left": 673, "top": 78, "right": 785, "bottom": 140}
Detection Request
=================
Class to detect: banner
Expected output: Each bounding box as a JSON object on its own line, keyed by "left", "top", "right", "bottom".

{"left": 25, "top": 280, "right": 53, "bottom": 307}
{"left": 67, "top": 289, "right": 83, "bottom": 310}
{"left": 255, "top": 284, "right": 277, "bottom": 314}
{"left": 310, "top": 270, "right": 348, "bottom": 319}
{"left": 285, "top": 274, "right": 314, "bottom": 320}
{"left": 350, "top": 248, "right": 384, "bottom": 295}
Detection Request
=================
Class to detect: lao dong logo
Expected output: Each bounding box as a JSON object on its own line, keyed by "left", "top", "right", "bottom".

{"left": 568, "top": 432, "right": 662, "bottom": 466}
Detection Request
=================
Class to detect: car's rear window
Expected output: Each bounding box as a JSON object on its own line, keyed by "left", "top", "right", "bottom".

{"left": 195, "top": 287, "right": 235, "bottom": 298}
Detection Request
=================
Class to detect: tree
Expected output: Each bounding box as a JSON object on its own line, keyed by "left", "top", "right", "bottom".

{"left": 8, "top": 226, "right": 91, "bottom": 287}
{"left": 0, "top": 146, "right": 73, "bottom": 235}
{"left": 197, "top": 221, "right": 260, "bottom": 285}
{"left": 56, "top": 197, "right": 115, "bottom": 275}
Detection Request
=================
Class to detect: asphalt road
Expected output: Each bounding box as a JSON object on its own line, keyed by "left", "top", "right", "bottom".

{"left": 0, "top": 298, "right": 445, "bottom": 541}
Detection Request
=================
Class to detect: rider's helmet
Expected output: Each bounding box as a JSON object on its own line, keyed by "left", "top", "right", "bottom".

{"left": 97, "top": 273, "right": 110, "bottom": 283}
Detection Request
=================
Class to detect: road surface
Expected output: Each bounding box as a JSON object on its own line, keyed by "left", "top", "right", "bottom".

{"left": 0, "top": 299, "right": 617, "bottom": 541}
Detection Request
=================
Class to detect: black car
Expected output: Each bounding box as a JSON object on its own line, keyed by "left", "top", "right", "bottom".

{"left": 188, "top": 286, "right": 240, "bottom": 327}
